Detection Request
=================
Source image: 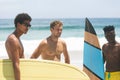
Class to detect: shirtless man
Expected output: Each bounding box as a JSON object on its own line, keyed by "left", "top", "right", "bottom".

{"left": 31, "top": 20, "right": 70, "bottom": 64}
{"left": 5, "top": 13, "right": 32, "bottom": 80}
{"left": 102, "top": 25, "right": 120, "bottom": 80}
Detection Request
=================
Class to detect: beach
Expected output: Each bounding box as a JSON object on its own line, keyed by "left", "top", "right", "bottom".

{"left": 0, "top": 18, "right": 120, "bottom": 69}
{"left": 0, "top": 38, "right": 84, "bottom": 68}
{"left": 0, "top": 37, "right": 108, "bottom": 69}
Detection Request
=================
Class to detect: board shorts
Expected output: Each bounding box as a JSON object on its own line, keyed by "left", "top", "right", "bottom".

{"left": 105, "top": 71, "right": 120, "bottom": 80}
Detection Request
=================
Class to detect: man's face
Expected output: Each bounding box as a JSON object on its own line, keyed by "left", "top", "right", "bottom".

{"left": 51, "top": 24, "right": 63, "bottom": 38}
{"left": 105, "top": 30, "right": 115, "bottom": 43}
{"left": 19, "top": 20, "right": 31, "bottom": 34}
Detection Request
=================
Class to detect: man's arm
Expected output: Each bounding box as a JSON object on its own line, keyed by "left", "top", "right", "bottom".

{"left": 30, "top": 46, "right": 41, "bottom": 58}
{"left": 102, "top": 52, "right": 105, "bottom": 63}
{"left": 6, "top": 38, "right": 20, "bottom": 80}
{"left": 102, "top": 45, "right": 105, "bottom": 63}
{"left": 30, "top": 41, "right": 44, "bottom": 58}
{"left": 63, "top": 41, "right": 70, "bottom": 64}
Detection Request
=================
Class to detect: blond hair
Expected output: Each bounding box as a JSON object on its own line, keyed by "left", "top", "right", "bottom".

{"left": 50, "top": 20, "right": 63, "bottom": 29}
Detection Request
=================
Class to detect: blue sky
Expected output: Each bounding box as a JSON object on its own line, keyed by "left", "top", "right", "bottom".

{"left": 0, "top": 0, "right": 120, "bottom": 18}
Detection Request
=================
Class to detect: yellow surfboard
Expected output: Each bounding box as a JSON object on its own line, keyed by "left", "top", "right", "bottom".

{"left": 0, "top": 59, "right": 90, "bottom": 80}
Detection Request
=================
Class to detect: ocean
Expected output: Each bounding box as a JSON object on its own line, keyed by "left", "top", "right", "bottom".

{"left": 0, "top": 18, "right": 120, "bottom": 68}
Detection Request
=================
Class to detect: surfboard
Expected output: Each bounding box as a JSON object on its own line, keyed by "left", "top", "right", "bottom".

{"left": 0, "top": 59, "right": 90, "bottom": 80}
{"left": 83, "top": 18, "right": 104, "bottom": 80}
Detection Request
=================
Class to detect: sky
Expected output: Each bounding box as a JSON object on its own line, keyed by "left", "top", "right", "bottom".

{"left": 0, "top": 0, "right": 120, "bottom": 19}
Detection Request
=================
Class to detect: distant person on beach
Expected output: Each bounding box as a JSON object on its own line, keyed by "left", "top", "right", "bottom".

{"left": 102, "top": 25, "right": 120, "bottom": 80}
{"left": 5, "top": 13, "right": 32, "bottom": 80}
{"left": 31, "top": 20, "right": 70, "bottom": 64}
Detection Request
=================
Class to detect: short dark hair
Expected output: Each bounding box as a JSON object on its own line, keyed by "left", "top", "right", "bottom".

{"left": 103, "top": 25, "right": 115, "bottom": 33}
{"left": 50, "top": 20, "right": 63, "bottom": 29}
{"left": 14, "top": 13, "right": 32, "bottom": 27}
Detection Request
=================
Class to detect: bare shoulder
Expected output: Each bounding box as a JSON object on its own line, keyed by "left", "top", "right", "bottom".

{"left": 6, "top": 34, "right": 18, "bottom": 45}
{"left": 102, "top": 43, "right": 108, "bottom": 49}
{"left": 58, "top": 38, "right": 67, "bottom": 46}
{"left": 41, "top": 39, "right": 47, "bottom": 43}
{"left": 116, "top": 42, "right": 120, "bottom": 49}
{"left": 5, "top": 34, "right": 19, "bottom": 54}
{"left": 39, "top": 39, "right": 47, "bottom": 46}
{"left": 116, "top": 42, "right": 120, "bottom": 46}
{"left": 58, "top": 38, "right": 65, "bottom": 43}
{"left": 102, "top": 43, "right": 108, "bottom": 47}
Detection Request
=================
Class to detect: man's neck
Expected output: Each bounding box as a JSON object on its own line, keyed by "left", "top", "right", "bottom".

{"left": 13, "top": 30, "right": 22, "bottom": 38}
{"left": 49, "top": 36, "right": 58, "bottom": 42}
{"left": 109, "top": 41, "right": 117, "bottom": 46}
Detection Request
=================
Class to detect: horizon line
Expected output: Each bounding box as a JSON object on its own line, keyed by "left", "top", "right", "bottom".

{"left": 1, "top": 17, "right": 120, "bottom": 19}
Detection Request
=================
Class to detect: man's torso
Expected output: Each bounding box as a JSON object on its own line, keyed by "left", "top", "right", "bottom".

{"left": 5, "top": 34, "right": 24, "bottom": 59}
{"left": 103, "top": 43, "right": 120, "bottom": 72}
{"left": 41, "top": 39, "right": 64, "bottom": 61}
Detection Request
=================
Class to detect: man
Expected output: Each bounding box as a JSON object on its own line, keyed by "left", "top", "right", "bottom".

{"left": 102, "top": 25, "right": 120, "bottom": 80}
{"left": 31, "top": 20, "right": 70, "bottom": 64}
{"left": 5, "top": 13, "right": 32, "bottom": 80}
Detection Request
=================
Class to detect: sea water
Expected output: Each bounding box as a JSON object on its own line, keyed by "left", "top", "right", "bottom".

{"left": 0, "top": 18, "right": 120, "bottom": 68}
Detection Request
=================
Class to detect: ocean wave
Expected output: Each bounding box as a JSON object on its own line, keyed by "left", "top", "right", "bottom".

{"left": 0, "top": 25, "right": 83, "bottom": 30}
{"left": 0, "top": 27, "right": 14, "bottom": 30}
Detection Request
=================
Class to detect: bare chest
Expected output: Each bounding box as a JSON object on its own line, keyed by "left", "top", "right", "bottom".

{"left": 104, "top": 46, "right": 120, "bottom": 60}
{"left": 43, "top": 43, "right": 64, "bottom": 55}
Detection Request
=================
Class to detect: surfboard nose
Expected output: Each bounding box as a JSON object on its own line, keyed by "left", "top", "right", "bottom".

{"left": 85, "top": 18, "right": 97, "bottom": 35}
